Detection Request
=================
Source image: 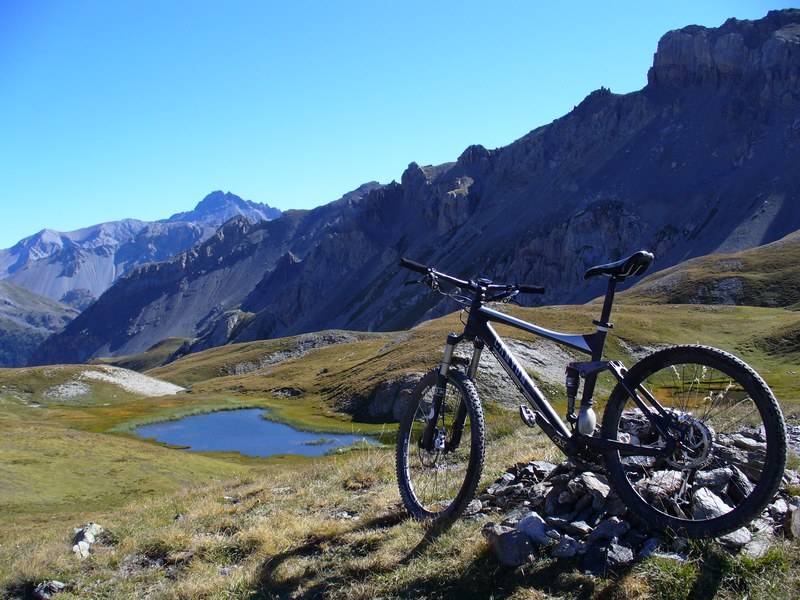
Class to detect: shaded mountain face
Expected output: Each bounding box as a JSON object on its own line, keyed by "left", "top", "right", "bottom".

{"left": 31, "top": 10, "right": 800, "bottom": 365}
{"left": 0, "top": 191, "right": 280, "bottom": 309}
{"left": 0, "top": 280, "right": 79, "bottom": 367}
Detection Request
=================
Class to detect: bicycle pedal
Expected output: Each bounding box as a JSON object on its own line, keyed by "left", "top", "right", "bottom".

{"left": 519, "top": 405, "right": 538, "bottom": 428}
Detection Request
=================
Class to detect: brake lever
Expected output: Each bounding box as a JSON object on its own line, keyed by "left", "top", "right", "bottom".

{"left": 501, "top": 291, "right": 520, "bottom": 305}
{"left": 404, "top": 273, "right": 440, "bottom": 292}
{"left": 486, "top": 290, "right": 519, "bottom": 304}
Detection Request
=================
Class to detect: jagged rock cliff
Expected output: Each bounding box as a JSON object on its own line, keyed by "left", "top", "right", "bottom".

{"left": 649, "top": 12, "right": 800, "bottom": 91}
{"left": 31, "top": 10, "right": 800, "bottom": 365}
{"left": 0, "top": 191, "right": 280, "bottom": 309}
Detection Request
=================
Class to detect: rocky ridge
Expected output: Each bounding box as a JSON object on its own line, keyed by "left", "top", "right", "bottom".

{"left": 0, "top": 191, "right": 280, "bottom": 310}
{"left": 30, "top": 9, "right": 800, "bottom": 365}
{"left": 649, "top": 11, "right": 800, "bottom": 91}
{"left": 0, "top": 280, "right": 78, "bottom": 367}
{"left": 162, "top": 190, "right": 281, "bottom": 226}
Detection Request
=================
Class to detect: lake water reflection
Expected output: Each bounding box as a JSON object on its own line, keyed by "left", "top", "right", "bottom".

{"left": 135, "top": 408, "right": 378, "bottom": 457}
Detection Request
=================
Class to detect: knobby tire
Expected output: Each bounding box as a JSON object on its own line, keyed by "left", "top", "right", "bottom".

{"left": 395, "top": 369, "right": 486, "bottom": 526}
{"left": 601, "top": 345, "right": 786, "bottom": 538}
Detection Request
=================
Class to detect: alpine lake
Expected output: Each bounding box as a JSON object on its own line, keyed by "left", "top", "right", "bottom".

{"left": 134, "top": 407, "right": 379, "bottom": 457}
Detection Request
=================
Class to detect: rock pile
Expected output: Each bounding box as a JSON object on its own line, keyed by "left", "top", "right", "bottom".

{"left": 32, "top": 580, "right": 66, "bottom": 600}
{"left": 72, "top": 522, "right": 104, "bottom": 559}
{"left": 478, "top": 458, "right": 799, "bottom": 574}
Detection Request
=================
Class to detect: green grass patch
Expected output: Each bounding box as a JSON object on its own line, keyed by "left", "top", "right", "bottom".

{"left": 91, "top": 336, "right": 189, "bottom": 372}
{"left": 0, "top": 413, "right": 247, "bottom": 543}
{"left": 255, "top": 394, "right": 394, "bottom": 437}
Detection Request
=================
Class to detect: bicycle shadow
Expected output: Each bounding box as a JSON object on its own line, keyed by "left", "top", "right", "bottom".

{"left": 250, "top": 502, "right": 637, "bottom": 600}
{"left": 252, "top": 504, "right": 496, "bottom": 598}
{"left": 252, "top": 508, "right": 407, "bottom": 599}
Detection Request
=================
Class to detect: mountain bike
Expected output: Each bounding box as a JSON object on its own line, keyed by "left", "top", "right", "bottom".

{"left": 394, "top": 251, "right": 787, "bottom": 538}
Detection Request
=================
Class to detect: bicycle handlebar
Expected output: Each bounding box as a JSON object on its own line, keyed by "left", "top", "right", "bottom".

{"left": 398, "top": 258, "right": 429, "bottom": 275}
{"left": 518, "top": 284, "right": 546, "bottom": 294}
{"left": 399, "top": 258, "right": 545, "bottom": 295}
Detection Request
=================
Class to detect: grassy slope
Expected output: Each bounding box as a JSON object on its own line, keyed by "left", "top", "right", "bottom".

{"left": 0, "top": 413, "right": 246, "bottom": 541}
{"left": 0, "top": 280, "right": 79, "bottom": 367}
{"left": 3, "top": 418, "right": 797, "bottom": 600}
{"left": 0, "top": 366, "right": 255, "bottom": 546}
{"left": 622, "top": 230, "right": 800, "bottom": 309}
{"left": 90, "top": 337, "right": 189, "bottom": 372}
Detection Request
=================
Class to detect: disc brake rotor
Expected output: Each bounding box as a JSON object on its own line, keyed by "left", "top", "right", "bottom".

{"left": 417, "top": 429, "right": 447, "bottom": 467}
{"left": 664, "top": 411, "right": 714, "bottom": 470}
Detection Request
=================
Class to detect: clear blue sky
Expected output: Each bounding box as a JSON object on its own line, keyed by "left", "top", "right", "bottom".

{"left": 0, "top": 1, "right": 793, "bottom": 249}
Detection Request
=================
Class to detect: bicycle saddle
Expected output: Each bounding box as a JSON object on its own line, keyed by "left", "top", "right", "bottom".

{"left": 583, "top": 250, "right": 654, "bottom": 280}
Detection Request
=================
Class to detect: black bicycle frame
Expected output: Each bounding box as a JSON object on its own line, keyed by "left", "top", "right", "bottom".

{"left": 469, "top": 306, "right": 593, "bottom": 443}
{"left": 425, "top": 278, "right": 676, "bottom": 459}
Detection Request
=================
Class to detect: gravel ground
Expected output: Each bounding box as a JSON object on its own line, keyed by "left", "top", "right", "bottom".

{"left": 43, "top": 381, "right": 92, "bottom": 399}
{"left": 37, "top": 365, "right": 185, "bottom": 401}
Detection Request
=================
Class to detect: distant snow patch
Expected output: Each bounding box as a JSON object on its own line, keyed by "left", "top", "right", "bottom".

{"left": 80, "top": 366, "right": 184, "bottom": 396}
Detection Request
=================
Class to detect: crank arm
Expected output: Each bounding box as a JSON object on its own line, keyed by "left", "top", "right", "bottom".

{"left": 574, "top": 433, "right": 673, "bottom": 457}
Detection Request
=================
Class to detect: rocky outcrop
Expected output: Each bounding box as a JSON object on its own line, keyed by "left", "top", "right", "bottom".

{"left": 32, "top": 580, "right": 67, "bottom": 599}
{"left": 72, "top": 523, "right": 104, "bottom": 559}
{"left": 649, "top": 10, "right": 800, "bottom": 94}
{"left": 479, "top": 451, "right": 800, "bottom": 574}
{"left": 31, "top": 10, "right": 800, "bottom": 365}
{"left": 360, "top": 373, "right": 421, "bottom": 422}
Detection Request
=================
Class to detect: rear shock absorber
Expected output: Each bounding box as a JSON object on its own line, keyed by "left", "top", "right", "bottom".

{"left": 565, "top": 365, "right": 579, "bottom": 427}
{"left": 566, "top": 362, "right": 600, "bottom": 435}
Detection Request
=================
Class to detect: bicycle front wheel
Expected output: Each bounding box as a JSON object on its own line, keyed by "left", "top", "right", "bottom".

{"left": 602, "top": 345, "right": 787, "bottom": 538}
{"left": 395, "top": 368, "right": 485, "bottom": 526}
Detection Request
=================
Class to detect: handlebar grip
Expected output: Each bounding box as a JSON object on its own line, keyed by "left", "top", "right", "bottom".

{"left": 399, "top": 257, "right": 430, "bottom": 274}
{"left": 518, "top": 285, "right": 545, "bottom": 295}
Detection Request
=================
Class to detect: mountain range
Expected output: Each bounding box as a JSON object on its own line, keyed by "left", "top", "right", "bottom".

{"left": 0, "top": 191, "right": 280, "bottom": 310}
{"left": 27, "top": 9, "right": 800, "bottom": 366}
{"left": 0, "top": 192, "right": 279, "bottom": 366}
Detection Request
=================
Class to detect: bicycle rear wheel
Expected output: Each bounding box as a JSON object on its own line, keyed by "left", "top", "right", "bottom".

{"left": 602, "top": 345, "right": 786, "bottom": 538}
{"left": 395, "top": 369, "right": 485, "bottom": 526}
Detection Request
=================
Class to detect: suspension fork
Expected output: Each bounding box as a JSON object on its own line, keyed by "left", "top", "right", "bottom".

{"left": 420, "top": 333, "right": 460, "bottom": 451}
{"left": 445, "top": 339, "right": 484, "bottom": 452}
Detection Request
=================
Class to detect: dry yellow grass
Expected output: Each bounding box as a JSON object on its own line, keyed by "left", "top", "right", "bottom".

{"left": 2, "top": 297, "right": 800, "bottom": 598}
{"left": 4, "top": 420, "right": 800, "bottom": 599}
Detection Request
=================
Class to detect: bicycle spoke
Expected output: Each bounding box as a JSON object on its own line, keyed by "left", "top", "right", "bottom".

{"left": 603, "top": 346, "right": 786, "bottom": 537}
{"left": 396, "top": 369, "right": 485, "bottom": 524}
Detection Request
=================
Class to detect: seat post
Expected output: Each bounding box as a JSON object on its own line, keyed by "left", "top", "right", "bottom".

{"left": 598, "top": 276, "right": 621, "bottom": 328}
{"left": 587, "top": 276, "right": 621, "bottom": 362}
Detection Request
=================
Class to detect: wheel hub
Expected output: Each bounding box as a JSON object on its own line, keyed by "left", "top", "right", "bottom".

{"left": 417, "top": 429, "right": 446, "bottom": 466}
{"left": 665, "top": 411, "right": 714, "bottom": 469}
